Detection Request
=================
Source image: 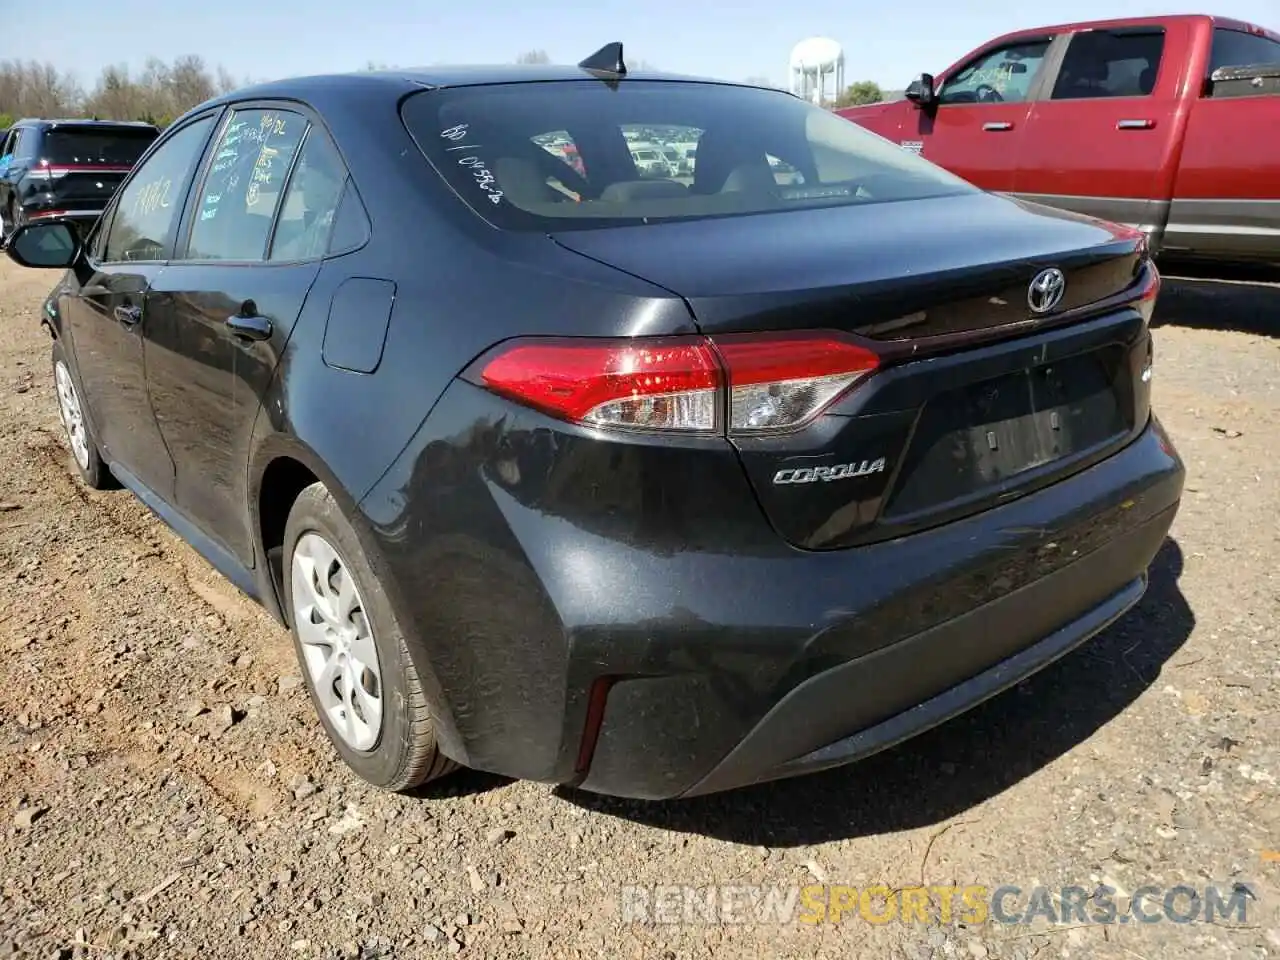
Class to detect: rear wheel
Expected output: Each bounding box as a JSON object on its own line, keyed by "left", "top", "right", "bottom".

{"left": 283, "top": 482, "right": 456, "bottom": 791}
{"left": 51, "top": 340, "right": 114, "bottom": 489}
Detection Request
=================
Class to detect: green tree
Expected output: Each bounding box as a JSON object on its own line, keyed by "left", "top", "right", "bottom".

{"left": 834, "top": 80, "right": 884, "bottom": 108}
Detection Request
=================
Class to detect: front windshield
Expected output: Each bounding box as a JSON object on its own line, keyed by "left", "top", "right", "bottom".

{"left": 401, "top": 80, "right": 974, "bottom": 231}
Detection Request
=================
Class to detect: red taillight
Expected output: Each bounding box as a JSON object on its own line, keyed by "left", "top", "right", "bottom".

{"left": 476, "top": 331, "right": 881, "bottom": 436}
{"left": 713, "top": 332, "right": 880, "bottom": 433}
{"left": 1133, "top": 260, "right": 1161, "bottom": 323}
{"left": 479, "top": 336, "right": 721, "bottom": 433}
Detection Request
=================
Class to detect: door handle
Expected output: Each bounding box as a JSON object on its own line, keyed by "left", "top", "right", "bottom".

{"left": 1117, "top": 119, "right": 1155, "bottom": 130}
{"left": 983, "top": 121, "right": 1014, "bottom": 131}
{"left": 225, "top": 313, "right": 273, "bottom": 342}
{"left": 113, "top": 304, "right": 142, "bottom": 326}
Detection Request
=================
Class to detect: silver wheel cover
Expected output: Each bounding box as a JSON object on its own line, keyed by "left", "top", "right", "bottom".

{"left": 290, "top": 532, "right": 384, "bottom": 751}
{"left": 54, "top": 360, "right": 91, "bottom": 471}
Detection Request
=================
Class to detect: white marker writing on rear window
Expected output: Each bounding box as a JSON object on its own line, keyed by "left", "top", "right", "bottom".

{"left": 440, "top": 124, "right": 504, "bottom": 205}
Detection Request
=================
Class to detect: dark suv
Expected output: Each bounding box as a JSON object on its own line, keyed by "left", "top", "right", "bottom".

{"left": 0, "top": 119, "right": 159, "bottom": 242}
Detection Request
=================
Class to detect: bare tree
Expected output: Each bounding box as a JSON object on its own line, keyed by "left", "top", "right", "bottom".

{"left": 216, "top": 65, "right": 239, "bottom": 95}
{"left": 0, "top": 59, "right": 82, "bottom": 119}
{"left": 82, "top": 64, "right": 137, "bottom": 120}
{"left": 167, "top": 55, "right": 217, "bottom": 114}
{"left": 1, "top": 55, "right": 252, "bottom": 128}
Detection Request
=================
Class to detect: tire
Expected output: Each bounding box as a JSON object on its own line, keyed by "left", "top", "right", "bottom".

{"left": 282, "top": 481, "right": 456, "bottom": 791}
{"left": 51, "top": 340, "right": 115, "bottom": 490}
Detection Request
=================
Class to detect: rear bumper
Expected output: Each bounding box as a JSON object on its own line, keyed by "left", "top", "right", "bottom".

{"left": 364, "top": 402, "right": 1184, "bottom": 800}
{"left": 683, "top": 508, "right": 1164, "bottom": 796}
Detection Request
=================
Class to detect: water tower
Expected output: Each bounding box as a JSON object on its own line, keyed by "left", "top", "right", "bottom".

{"left": 790, "top": 37, "right": 845, "bottom": 105}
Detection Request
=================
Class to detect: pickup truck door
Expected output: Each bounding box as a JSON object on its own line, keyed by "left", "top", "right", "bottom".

{"left": 1166, "top": 25, "right": 1280, "bottom": 259}
{"left": 1012, "top": 24, "right": 1188, "bottom": 236}
{"left": 903, "top": 36, "right": 1058, "bottom": 192}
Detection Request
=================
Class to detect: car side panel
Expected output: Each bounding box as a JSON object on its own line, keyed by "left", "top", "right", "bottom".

{"left": 833, "top": 102, "right": 905, "bottom": 143}
{"left": 146, "top": 261, "right": 323, "bottom": 565}
{"left": 243, "top": 80, "right": 702, "bottom": 510}
{"left": 59, "top": 260, "right": 176, "bottom": 495}
{"left": 1012, "top": 20, "right": 1195, "bottom": 236}
{"left": 1166, "top": 88, "right": 1280, "bottom": 259}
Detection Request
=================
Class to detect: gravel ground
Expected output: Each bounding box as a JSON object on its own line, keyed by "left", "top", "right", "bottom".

{"left": 0, "top": 257, "right": 1276, "bottom": 959}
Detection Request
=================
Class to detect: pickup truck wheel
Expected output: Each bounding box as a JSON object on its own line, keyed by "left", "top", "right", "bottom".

{"left": 283, "top": 482, "right": 457, "bottom": 791}
{"left": 51, "top": 341, "right": 114, "bottom": 490}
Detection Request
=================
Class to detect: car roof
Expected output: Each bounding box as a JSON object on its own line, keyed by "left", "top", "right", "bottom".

{"left": 986, "top": 12, "right": 1278, "bottom": 44}
{"left": 14, "top": 118, "right": 160, "bottom": 130}
{"left": 206, "top": 64, "right": 763, "bottom": 108}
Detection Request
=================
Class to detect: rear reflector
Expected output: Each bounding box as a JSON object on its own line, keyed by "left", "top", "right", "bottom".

{"left": 476, "top": 331, "right": 881, "bottom": 436}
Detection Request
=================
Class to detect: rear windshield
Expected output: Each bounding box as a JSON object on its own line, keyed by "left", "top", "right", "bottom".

{"left": 401, "top": 80, "right": 974, "bottom": 231}
{"left": 40, "top": 128, "right": 157, "bottom": 166}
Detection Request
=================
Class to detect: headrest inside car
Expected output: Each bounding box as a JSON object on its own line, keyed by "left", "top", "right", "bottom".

{"left": 599, "top": 179, "right": 689, "bottom": 202}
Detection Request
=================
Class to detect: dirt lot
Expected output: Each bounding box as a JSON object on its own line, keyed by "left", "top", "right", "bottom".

{"left": 0, "top": 257, "right": 1276, "bottom": 960}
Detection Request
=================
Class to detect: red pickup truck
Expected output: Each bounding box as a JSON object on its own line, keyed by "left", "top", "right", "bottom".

{"left": 836, "top": 14, "right": 1280, "bottom": 264}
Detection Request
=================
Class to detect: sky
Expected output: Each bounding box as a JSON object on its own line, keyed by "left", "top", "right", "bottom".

{"left": 17, "top": 0, "right": 1280, "bottom": 92}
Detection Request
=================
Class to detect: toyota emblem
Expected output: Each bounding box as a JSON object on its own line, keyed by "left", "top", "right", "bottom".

{"left": 1027, "top": 267, "right": 1066, "bottom": 315}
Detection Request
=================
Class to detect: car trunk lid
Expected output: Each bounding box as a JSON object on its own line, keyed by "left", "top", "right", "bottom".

{"left": 550, "top": 192, "right": 1156, "bottom": 549}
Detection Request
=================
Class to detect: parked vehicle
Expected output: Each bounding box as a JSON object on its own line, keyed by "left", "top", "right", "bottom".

{"left": 6, "top": 44, "right": 1183, "bottom": 800}
{"left": 0, "top": 119, "right": 160, "bottom": 243}
{"left": 670, "top": 140, "right": 698, "bottom": 174}
{"left": 628, "top": 141, "right": 677, "bottom": 178}
{"left": 836, "top": 15, "right": 1280, "bottom": 264}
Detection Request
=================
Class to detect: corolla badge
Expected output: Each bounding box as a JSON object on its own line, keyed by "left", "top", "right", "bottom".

{"left": 773, "top": 458, "right": 887, "bottom": 485}
{"left": 1027, "top": 267, "right": 1066, "bottom": 315}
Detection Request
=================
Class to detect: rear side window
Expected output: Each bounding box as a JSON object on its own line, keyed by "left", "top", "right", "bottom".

{"left": 39, "top": 128, "right": 157, "bottom": 166}
{"left": 938, "top": 40, "right": 1053, "bottom": 104}
{"left": 186, "top": 108, "right": 309, "bottom": 261}
{"left": 1051, "top": 30, "right": 1166, "bottom": 99}
{"left": 1209, "top": 28, "right": 1280, "bottom": 72}
{"left": 401, "top": 80, "right": 974, "bottom": 232}
{"left": 269, "top": 127, "right": 351, "bottom": 261}
{"left": 3, "top": 129, "right": 28, "bottom": 160}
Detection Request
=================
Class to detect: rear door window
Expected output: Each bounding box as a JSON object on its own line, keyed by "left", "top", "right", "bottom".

{"left": 1209, "top": 27, "right": 1280, "bottom": 72}
{"left": 1051, "top": 30, "right": 1166, "bottom": 99}
{"left": 186, "top": 108, "right": 309, "bottom": 261}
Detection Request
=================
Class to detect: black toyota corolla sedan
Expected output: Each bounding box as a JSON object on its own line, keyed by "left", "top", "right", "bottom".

{"left": 6, "top": 46, "right": 1184, "bottom": 800}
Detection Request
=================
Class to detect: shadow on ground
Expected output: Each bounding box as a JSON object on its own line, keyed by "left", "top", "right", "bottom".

{"left": 560, "top": 538, "right": 1193, "bottom": 846}
{"left": 1155, "top": 259, "right": 1280, "bottom": 337}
